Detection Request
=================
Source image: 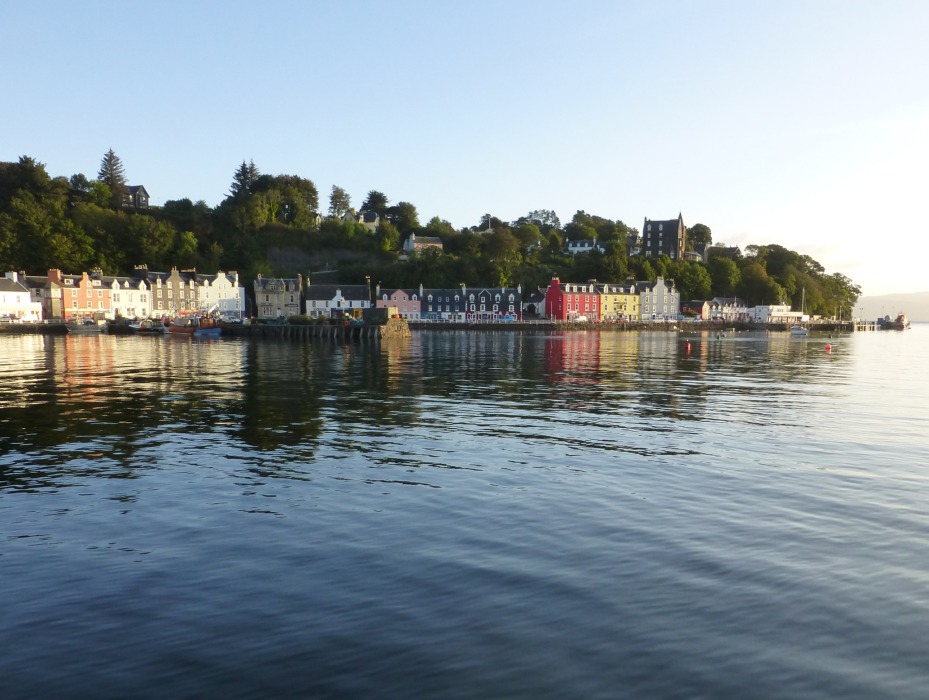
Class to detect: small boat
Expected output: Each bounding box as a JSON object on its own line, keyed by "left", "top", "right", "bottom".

{"left": 131, "top": 319, "right": 167, "bottom": 334}
{"left": 66, "top": 319, "right": 103, "bottom": 333}
{"left": 168, "top": 316, "right": 222, "bottom": 337}
{"left": 791, "top": 288, "right": 809, "bottom": 336}
{"left": 879, "top": 313, "right": 910, "bottom": 331}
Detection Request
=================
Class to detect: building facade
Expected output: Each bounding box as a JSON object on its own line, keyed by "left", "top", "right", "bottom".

{"left": 642, "top": 214, "right": 687, "bottom": 260}
{"left": 638, "top": 276, "right": 680, "bottom": 320}
{"left": 598, "top": 282, "right": 640, "bottom": 321}
{"left": 255, "top": 274, "right": 303, "bottom": 319}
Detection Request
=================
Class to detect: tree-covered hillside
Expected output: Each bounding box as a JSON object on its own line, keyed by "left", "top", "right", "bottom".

{"left": 0, "top": 153, "right": 861, "bottom": 318}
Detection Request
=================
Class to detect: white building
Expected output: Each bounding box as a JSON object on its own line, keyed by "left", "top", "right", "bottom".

{"left": 197, "top": 271, "right": 245, "bottom": 319}
{"left": 748, "top": 304, "right": 803, "bottom": 324}
{"left": 108, "top": 277, "right": 151, "bottom": 319}
{"left": 1, "top": 272, "right": 44, "bottom": 321}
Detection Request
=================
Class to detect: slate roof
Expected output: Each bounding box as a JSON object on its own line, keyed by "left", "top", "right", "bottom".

{"left": 0, "top": 278, "right": 28, "bottom": 293}
{"left": 305, "top": 284, "right": 369, "bottom": 302}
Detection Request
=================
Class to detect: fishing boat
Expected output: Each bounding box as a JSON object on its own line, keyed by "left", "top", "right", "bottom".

{"left": 131, "top": 319, "right": 167, "bottom": 334}
{"left": 168, "top": 316, "right": 221, "bottom": 337}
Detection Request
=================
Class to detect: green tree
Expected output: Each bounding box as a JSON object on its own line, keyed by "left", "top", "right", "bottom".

{"left": 708, "top": 256, "right": 740, "bottom": 297}
{"left": 388, "top": 201, "right": 420, "bottom": 236}
{"left": 229, "top": 160, "right": 260, "bottom": 199}
{"left": 423, "top": 216, "right": 456, "bottom": 238}
{"left": 69, "top": 173, "right": 92, "bottom": 192}
{"left": 375, "top": 220, "right": 400, "bottom": 252}
{"left": 328, "top": 185, "right": 351, "bottom": 218}
{"left": 671, "top": 260, "right": 712, "bottom": 300}
{"left": 97, "top": 149, "right": 128, "bottom": 208}
{"left": 361, "top": 190, "right": 389, "bottom": 215}
{"left": 687, "top": 223, "right": 712, "bottom": 248}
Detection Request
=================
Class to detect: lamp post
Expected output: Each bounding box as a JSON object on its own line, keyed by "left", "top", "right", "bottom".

{"left": 365, "top": 275, "right": 371, "bottom": 305}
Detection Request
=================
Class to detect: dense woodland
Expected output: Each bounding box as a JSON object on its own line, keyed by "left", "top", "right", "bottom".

{"left": 0, "top": 152, "right": 861, "bottom": 318}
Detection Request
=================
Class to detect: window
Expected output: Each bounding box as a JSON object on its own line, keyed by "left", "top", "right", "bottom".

{"left": 97, "top": 290, "right": 103, "bottom": 298}
{"left": 72, "top": 301, "right": 77, "bottom": 308}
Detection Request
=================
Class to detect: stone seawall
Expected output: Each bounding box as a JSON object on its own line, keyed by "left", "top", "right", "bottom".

{"left": 221, "top": 318, "right": 411, "bottom": 341}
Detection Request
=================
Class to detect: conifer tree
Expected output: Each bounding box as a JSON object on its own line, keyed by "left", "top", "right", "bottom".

{"left": 97, "top": 148, "right": 128, "bottom": 208}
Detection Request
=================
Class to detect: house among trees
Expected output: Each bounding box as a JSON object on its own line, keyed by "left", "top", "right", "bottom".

{"left": 642, "top": 214, "right": 687, "bottom": 260}
{"left": 123, "top": 185, "right": 150, "bottom": 209}
{"left": 402, "top": 233, "right": 443, "bottom": 256}
{"left": 565, "top": 239, "right": 605, "bottom": 256}
{"left": 705, "top": 245, "right": 742, "bottom": 262}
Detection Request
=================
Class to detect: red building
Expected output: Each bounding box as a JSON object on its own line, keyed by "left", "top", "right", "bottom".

{"left": 48, "top": 269, "right": 111, "bottom": 321}
{"left": 544, "top": 278, "right": 600, "bottom": 321}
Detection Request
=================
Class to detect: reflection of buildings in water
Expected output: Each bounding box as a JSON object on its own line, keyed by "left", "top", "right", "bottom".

{"left": 58, "top": 335, "right": 116, "bottom": 400}
{"left": 595, "top": 332, "right": 641, "bottom": 378}
{"left": 544, "top": 331, "right": 601, "bottom": 381}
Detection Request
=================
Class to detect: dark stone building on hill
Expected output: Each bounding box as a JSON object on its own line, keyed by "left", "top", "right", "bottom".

{"left": 642, "top": 213, "right": 686, "bottom": 260}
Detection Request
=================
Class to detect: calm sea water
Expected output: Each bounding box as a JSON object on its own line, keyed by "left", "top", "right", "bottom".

{"left": 1, "top": 327, "right": 928, "bottom": 699}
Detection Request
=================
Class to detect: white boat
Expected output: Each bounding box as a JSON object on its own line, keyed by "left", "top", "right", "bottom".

{"left": 790, "top": 325, "right": 809, "bottom": 336}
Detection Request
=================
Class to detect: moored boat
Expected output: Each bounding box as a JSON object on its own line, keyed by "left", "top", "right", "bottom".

{"left": 790, "top": 325, "right": 809, "bottom": 336}
{"left": 66, "top": 319, "right": 103, "bottom": 333}
{"left": 168, "top": 316, "right": 222, "bottom": 337}
{"left": 132, "top": 319, "right": 167, "bottom": 334}
{"left": 879, "top": 313, "right": 910, "bottom": 330}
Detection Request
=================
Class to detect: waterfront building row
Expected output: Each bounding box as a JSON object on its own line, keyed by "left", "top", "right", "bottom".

{"left": 1, "top": 268, "right": 245, "bottom": 322}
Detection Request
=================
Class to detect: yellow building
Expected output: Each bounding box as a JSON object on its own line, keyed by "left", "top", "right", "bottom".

{"left": 598, "top": 283, "right": 640, "bottom": 321}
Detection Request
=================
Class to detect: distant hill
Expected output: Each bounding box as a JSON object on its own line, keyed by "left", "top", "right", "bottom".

{"left": 858, "top": 291, "right": 929, "bottom": 323}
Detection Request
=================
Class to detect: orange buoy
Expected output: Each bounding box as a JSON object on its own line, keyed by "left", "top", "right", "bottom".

{"left": 825, "top": 344, "right": 831, "bottom": 352}
{"left": 685, "top": 341, "right": 691, "bottom": 354}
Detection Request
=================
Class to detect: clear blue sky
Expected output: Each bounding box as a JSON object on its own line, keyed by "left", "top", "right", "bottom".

{"left": 3, "top": 1, "right": 927, "bottom": 295}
